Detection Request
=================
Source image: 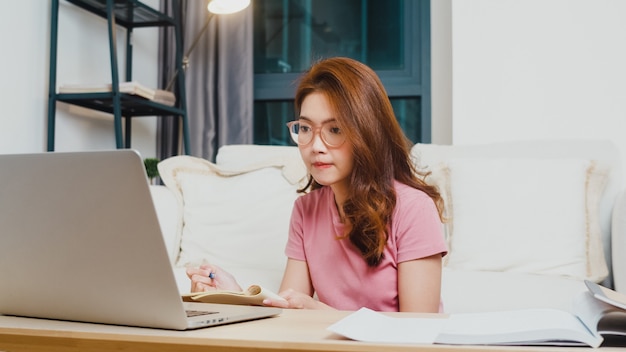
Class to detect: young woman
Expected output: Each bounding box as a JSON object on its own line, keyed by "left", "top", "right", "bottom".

{"left": 187, "top": 57, "right": 447, "bottom": 312}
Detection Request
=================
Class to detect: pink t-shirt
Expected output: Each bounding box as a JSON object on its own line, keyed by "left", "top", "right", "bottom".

{"left": 285, "top": 180, "right": 447, "bottom": 312}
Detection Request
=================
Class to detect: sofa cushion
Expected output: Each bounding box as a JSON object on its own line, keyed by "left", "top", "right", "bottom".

{"left": 430, "top": 157, "right": 609, "bottom": 282}
{"left": 441, "top": 268, "right": 587, "bottom": 313}
{"left": 412, "top": 140, "right": 624, "bottom": 288}
{"left": 158, "top": 155, "right": 307, "bottom": 291}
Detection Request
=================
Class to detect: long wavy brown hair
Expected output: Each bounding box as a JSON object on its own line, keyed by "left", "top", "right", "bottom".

{"left": 294, "top": 57, "right": 445, "bottom": 267}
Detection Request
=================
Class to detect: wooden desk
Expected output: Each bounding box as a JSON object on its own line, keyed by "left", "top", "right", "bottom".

{"left": 0, "top": 309, "right": 621, "bottom": 352}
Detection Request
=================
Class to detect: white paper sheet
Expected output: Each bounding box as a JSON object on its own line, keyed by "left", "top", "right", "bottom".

{"left": 327, "top": 308, "right": 446, "bottom": 344}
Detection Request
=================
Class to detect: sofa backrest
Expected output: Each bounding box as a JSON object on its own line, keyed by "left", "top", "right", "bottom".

{"left": 181, "top": 140, "right": 622, "bottom": 289}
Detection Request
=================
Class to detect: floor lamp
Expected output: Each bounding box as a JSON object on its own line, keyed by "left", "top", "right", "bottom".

{"left": 166, "top": 0, "right": 251, "bottom": 91}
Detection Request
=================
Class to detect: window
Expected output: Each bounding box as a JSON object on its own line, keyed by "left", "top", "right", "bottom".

{"left": 253, "top": 0, "right": 430, "bottom": 145}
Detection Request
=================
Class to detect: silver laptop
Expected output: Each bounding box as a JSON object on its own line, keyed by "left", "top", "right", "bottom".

{"left": 0, "top": 150, "right": 281, "bottom": 330}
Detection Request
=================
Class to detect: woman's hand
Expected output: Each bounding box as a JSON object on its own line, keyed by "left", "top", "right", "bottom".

{"left": 265, "top": 259, "right": 332, "bottom": 310}
{"left": 262, "top": 288, "right": 333, "bottom": 310}
{"left": 185, "top": 262, "right": 242, "bottom": 292}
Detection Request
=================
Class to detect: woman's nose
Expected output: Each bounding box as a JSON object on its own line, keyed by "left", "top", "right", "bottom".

{"left": 310, "top": 130, "right": 327, "bottom": 152}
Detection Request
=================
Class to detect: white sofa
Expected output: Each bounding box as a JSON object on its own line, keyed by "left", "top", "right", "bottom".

{"left": 151, "top": 139, "right": 625, "bottom": 314}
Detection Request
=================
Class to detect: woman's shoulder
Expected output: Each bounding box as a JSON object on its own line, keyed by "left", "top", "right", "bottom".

{"left": 393, "top": 180, "right": 436, "bottom": 210}
{"left": 393, "top": 180, "right": 430, "bottom": 198}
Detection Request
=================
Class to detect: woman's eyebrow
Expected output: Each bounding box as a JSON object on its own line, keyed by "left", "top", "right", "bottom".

{"left": 297, "top": 116, "right": 337, "bottom": 124}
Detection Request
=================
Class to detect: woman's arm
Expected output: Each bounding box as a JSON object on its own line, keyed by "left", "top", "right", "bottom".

{"left": 398, "top": 254, "right": 443, "bottom": 312}
{"left": 263, "top": 258, "right": 333, "bottom": 310}
{"left": 279, "top": 258, "right": 314, "bottom": 295}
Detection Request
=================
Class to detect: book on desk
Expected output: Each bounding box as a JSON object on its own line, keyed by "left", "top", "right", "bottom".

{"left": 328, "top": 280, "right": 626, "bottom": 348}
{"left": 182, "top": 285, "right": 286, "bottom": 306}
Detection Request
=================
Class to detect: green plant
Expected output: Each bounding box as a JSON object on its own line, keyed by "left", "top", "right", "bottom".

{"left": 143, "top": 158, "right": 160, "bottom": 182}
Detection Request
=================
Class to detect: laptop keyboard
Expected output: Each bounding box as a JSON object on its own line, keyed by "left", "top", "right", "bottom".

{"left": 186, "top": 310, "right": 218, "bottom": 318}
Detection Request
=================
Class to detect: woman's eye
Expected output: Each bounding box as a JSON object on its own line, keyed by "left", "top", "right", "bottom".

{"left": 329, "top": 126, "right": 342, "bottom": 135}
{"left": 300, "top": 125, "right": 312, "bottom": 133}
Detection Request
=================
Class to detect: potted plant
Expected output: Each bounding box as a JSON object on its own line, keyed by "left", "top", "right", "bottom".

{"left": 143, "top": 158, "right": 160, "bottom": 185}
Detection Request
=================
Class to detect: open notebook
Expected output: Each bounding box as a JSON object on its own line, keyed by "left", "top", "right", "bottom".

{"left": 0, "top": 150, "right": 281, "bottom": 330}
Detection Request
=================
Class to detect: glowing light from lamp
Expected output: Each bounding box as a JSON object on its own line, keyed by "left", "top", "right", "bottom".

{"left": 208, "top": 0, "right": 250, "bottom": 14}
{"left": 166, "top": 0, "right": 251, "bottom": 91}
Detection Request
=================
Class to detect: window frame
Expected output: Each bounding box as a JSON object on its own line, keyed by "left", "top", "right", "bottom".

{"left": 253, "top": 0, "right": 431, "bottom": 143}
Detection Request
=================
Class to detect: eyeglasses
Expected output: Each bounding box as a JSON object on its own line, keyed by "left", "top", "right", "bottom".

{"left": 286, "top": 120, "right": 346, "bottom": 147}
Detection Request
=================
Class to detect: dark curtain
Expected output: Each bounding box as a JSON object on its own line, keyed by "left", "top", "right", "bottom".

{"left": 158, "top": 0, "right": 253, "bottom": 161}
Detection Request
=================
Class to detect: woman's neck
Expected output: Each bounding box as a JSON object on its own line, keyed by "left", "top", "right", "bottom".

{"left": 331, "top": 183, "right": 349, "bottom": 220}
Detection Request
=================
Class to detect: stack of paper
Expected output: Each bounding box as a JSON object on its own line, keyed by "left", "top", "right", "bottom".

{"left": 328, "top": 282, "right": 626, "bottom": 348}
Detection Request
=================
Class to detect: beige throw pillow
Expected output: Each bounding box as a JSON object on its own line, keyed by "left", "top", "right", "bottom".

{"left": 429, "top": 157, "right": 609, "bottom": 282}
{"left": 158, "top": 155, "right": 307, "bottom": 289}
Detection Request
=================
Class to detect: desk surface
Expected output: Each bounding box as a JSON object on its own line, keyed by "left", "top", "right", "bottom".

{"left": 0, "top": 309, "right": 621, "bottom": 352}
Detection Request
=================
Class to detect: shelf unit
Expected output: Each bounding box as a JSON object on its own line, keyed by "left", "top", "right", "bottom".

{"left": 47, "top": 0, "right": 190, "bottom": 154}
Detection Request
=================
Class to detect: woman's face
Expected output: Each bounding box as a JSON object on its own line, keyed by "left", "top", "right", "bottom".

{"left": 297, "top": 92, "right": 354, "bottom": 198}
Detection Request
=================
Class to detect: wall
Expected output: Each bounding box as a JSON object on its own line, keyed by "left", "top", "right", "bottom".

{"left": 4, "top": 1, "right": 625, "bottom": 165}
{"left": 441, "top": 0, "right": 626, "bottom": 168}
{"left": 0, "top": 1, "right": 160, "bottom": 158}
{"left": 430, "top": 0, "right": 452, "bottom": 145}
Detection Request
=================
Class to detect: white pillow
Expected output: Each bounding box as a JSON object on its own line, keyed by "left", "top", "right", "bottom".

{"left": 158, "top": 155, "right": 307, "bottom": 290}
{"left": 216, "top": 144, "right": 301, "bottom": 168}
{"left": 430, "top": 158, "right": 609, "bottom": 282}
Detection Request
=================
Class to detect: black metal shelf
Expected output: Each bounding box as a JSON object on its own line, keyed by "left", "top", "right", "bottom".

{"left": 56, "top": 93, "right": 185, "bottom": 117}
{"left": 47, "top": 0, "right": 190, "bottom": 154}
{"left": 66, "top": 0, "right": 175, "bottom": 28}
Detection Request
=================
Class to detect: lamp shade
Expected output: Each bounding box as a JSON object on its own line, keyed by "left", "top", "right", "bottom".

{"left": 208, "top": 0, "right": 251, "bottom": 14}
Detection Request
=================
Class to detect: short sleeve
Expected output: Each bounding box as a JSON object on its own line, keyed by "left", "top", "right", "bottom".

{"left": 393, "top": 184, "right": 448, "bottom": 263}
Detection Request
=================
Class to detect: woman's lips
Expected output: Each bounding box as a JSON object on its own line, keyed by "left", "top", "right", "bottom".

{"left": 312, "top": 162, "right": 332, "bottom": 169}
